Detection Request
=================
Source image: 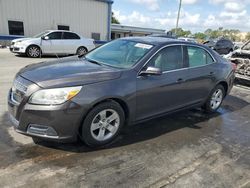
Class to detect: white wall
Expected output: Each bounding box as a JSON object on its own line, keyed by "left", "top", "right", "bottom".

{"left": 0, "top": 0, "right": 108, "bottom": 40}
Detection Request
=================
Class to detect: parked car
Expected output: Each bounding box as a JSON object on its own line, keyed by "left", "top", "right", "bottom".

{"left": 8, "top": 37, "right": 235, "bottom": 147}
{"left": 225, "top": 40, "right": 250, "bottom": 84}
{"left": 178, "top": 37, "right": 197, "bottom": 43}
{"left": 148, "top": 34, "right": 177, "bottom": 39}
{"left": 213, "top": 38, "right": 234, "bottom": 55}
{"left": 10, "top": 30, "right": 95, "bottom": 57}
{"left": 203, "top": 40, "right": 216, "bottom": 48}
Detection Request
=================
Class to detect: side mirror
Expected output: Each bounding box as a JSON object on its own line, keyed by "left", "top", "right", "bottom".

{"left": 42, "top": 36, "right": 49, "bottom": 40}
{"left": 139, "top": 66, "right": 162, "bottom": 76}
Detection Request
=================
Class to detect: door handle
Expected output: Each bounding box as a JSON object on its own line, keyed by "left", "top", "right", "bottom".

{"left": 209, "top": 72, "right": 215, "bottom": 75}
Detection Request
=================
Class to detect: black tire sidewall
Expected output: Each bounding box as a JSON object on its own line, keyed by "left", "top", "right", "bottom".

{"left": 204, "top": 85, "right": 225, "bottom": 113}
{"left": 76, "top": 47, "right": 87, "bottom": 55}
{"left": 81, "top": 101, "right": 125, "bottom": 147}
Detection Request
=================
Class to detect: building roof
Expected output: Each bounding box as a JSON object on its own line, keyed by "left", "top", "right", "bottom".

{"left": 111, "top": 24, "right": 165, "bottom": 35}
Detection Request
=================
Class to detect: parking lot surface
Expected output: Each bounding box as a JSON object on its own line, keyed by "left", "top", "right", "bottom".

{"left": 0, "top": 49, "right": 250, "bottom": 188}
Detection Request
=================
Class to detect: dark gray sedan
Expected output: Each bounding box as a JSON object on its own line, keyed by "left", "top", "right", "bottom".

{"left": 8, "top": 37, "right": 235, "bottom": 147}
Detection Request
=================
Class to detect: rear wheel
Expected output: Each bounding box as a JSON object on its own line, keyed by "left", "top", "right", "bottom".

{"left": 81, "top": 101, "right": 125, "bottom": 147}
{"left": 76, "top": 46, "right": 87, "bottom": 56}
{"left": 26, "top": 45, "right": 41, "bottom": 58}
{"left": 203, "top": 85, "right": 225, "bottom": 113}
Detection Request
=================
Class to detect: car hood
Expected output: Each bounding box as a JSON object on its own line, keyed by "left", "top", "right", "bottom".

{"left": 18, "top": 56, "right": 122, "bottom": 88}
{"left": 12, "top": 38, "right": 33, "bottom": 43}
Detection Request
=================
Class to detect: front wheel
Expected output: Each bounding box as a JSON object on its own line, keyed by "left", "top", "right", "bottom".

{"left": 26, "top": 45, "right": 41, "bottom": 58}
{"left": 203, "top": 85, "right": 225, "bottom": 113}
{"left": 81, "top": 101, "right": 125, "bottom": 147}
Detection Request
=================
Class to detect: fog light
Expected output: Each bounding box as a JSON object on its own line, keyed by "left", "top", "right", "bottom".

{"left": 27, "top": 124, "right": 58, "bottom": 137}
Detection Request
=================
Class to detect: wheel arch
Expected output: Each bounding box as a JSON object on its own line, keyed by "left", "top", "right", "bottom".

{"left": 77, "top": 97, "right": 130, "bottom": 138}
{"left": 216, "top": 81, "right": 228, "bottom": 96}
{"left": 25, "top": 44, "right": 42, "bottom": 54}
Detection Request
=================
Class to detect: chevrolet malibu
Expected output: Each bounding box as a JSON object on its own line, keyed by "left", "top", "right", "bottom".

{"left": 10, "top": 30, "right": 95, "bottom": 57}
{"left": 8, "top": 37, "right": 235, "bottom": 147}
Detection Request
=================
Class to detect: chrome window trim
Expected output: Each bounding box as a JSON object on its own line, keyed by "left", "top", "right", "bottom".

{"left": 137, "top": 43, "right": 216, "bottom": 76}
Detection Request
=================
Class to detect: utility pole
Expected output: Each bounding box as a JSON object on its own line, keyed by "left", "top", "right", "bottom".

{"left": 175, "top": 0, "right": 182, "bottom": 35}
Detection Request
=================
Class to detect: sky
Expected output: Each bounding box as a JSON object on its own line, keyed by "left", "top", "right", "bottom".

{"left": 112, "top": 0, "right": 250, "bottom": 33}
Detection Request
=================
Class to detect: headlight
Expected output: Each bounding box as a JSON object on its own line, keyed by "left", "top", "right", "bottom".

{"left": 29, "top": 86, "right": 82, "bottom": 105}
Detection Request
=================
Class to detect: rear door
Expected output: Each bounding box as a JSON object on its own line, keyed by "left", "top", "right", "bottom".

{"left": 136, "top": 45, "right": 191, "bottom": 120}
{"left": 184, "top": 45, "right": 217, "bottom": 103}
{"left": 62, "top": 32, "right": 81, "bottom": 54}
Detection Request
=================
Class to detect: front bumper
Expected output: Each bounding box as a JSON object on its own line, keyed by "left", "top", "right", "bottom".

{"left": 12, "top": 44, "right": 26, "bottom": 53}
{"left": 8, "top": 89, "right": 88, "bottom": 143}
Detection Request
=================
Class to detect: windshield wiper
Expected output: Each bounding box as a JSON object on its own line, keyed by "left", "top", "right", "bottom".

{"left": 83, "top": 57, "right": 102, "bottom": 66}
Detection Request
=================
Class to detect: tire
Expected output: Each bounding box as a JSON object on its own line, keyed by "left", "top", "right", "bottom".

{"left": 26, "top": 45, "right": 41, "bottom": 58}
{"left": 76, "top": 46, "right": 87, "bottom": 56}
{"left": 81, "top": 101, "right": 125, "bottom": 147}
{"left": 203, "top": 85, "right": 225, "bottom": 113}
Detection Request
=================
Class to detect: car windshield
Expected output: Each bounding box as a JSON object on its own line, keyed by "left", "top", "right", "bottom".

{"left": 33, "top": 31, "right": 50, "bottom": 38}
{"left": 85, "top": 39, "right": 154, "bottom": 69}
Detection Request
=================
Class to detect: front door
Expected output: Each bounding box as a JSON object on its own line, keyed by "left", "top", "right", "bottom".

{"left": 136, "top": 45, "right": 190, "bottom": 121}
{"left": 41, "top": 31, "right": 63, "bottom": 54}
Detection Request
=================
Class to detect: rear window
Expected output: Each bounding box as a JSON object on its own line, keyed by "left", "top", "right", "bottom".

{"left": 187, "top": 46, "right": 214, "bottom": 67}
{"left": 63, "top": 32, "right": 80, "bottom": 39}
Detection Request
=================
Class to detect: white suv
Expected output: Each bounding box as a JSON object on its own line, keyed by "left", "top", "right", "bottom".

{"left": 10, "top": 30, "right": 95, "bottom": 57}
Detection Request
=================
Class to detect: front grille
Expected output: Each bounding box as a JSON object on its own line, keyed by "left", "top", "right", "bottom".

{"left": 11, "top": 76, "right": 28, "bottom": 104}
{"left": 13, "top": 47, "right": 20, "bottom": 51}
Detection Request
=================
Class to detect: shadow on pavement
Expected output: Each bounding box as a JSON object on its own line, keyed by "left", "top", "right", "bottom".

{"left": 32, "top": 94, "right": 249, "bottom": 152}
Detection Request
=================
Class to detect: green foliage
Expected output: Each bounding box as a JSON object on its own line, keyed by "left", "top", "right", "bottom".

{"left": 194, "top": 32, "right": 206, "bottom": 40}
{"left": 246, "top": 32, "right": 250, "bottom": 41}
{"left": 170, "top": 28, "right": 191, "bottom": 37}
{"left": 203, "top": 28, "right": 240, "bottom": 41}
{"left": 111, "top": 12, "right": 120, "bottom": 24}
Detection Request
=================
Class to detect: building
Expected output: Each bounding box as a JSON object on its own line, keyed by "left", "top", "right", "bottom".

{"left": 0, "top": 0, "right": 112, "bottom": 41}
{"left": 111, "top": 24, "right": 165, "bottom": 39}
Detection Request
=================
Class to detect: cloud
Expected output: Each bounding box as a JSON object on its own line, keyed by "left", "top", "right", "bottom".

{"left": 224, "top": 2, "right": 245, "bottom": 12}
{"left": 129, "top": 0, "right": 159, "bottom": 11}
{"left": 113, "top": 10, "right": 152, "bottom": 27}
{"left": 182, "top": 0, "right": 198, "bottom": 5}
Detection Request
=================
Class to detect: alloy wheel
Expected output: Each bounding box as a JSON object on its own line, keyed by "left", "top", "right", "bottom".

{"left": 90, "top": 109, "right": 120, "bottom": 141}
{"left": 210, "top": 89, "right": 223, "bottom": 110}
{"left": 28, "top": 46, "right": 40, "bottom": 57}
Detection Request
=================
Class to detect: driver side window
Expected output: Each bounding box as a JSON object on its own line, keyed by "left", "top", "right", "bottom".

{"left": 147, "top": 45, "right": 183, "bottom": 72}
{"left": 47, "top": 32, "right": 62, "bottom": 40}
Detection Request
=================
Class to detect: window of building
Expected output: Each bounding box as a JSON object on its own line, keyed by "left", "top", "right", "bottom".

{"left": 8, "top": 20, "right": 24, "bottom": 35}
{"left": 111, "top": 33, "right": 115, "bottom": 40}
{"left": 47, "top": 32, "right": 63, "bottom": 40}
{"left": 63, "top": 32, "right": 80, "bottom": 39}
{"left": 147, "top": 46, "right": 183, "bottom": 72}
{"left": 58, "top": 25, "right": 70, "bottom": 31}
{"left": 91, "top": 33, "right": 100, "bottom": 40}
{"left": 187, "top": 46, "right": 214, "bottom": 67}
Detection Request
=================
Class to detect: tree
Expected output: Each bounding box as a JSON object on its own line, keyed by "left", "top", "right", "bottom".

{"left": 246, "top": 32, "right": 250, "bottom": 41}
{"left": 194, "top": 32, "right": 206, "bottom": 40}
{"left": 170, "top": 28, "right": 191, "bottom": 37}
{"left": 111, "top": 12, "right": 120, "bottom": 24}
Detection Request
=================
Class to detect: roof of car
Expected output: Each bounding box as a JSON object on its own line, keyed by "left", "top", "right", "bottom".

{"left": 121, "top": 36, "right": 202, "bottom": 47}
